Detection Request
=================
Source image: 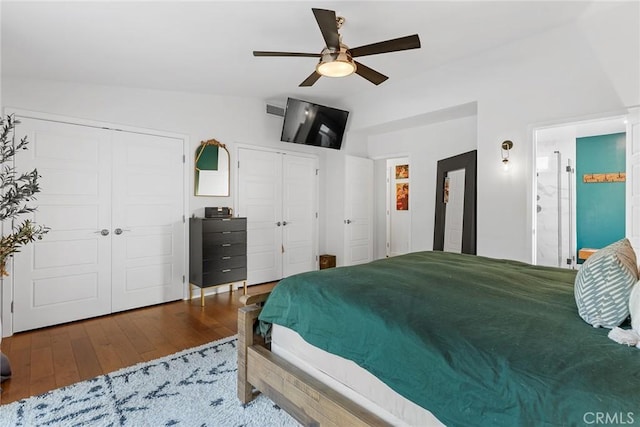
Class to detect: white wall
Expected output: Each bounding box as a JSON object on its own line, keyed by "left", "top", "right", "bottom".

{"left": 342, "top": 2, "right": 639, "bottom": 262}
{"left": 368, "top": 115, "right": 478, "bottom": 257}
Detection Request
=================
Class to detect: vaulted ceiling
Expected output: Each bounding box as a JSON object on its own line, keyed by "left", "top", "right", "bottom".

{"left": 2, "top": 1, "right": 599, "bottom": 105}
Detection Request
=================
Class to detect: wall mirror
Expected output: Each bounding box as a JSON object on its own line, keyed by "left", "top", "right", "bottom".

{"left": 433, "top": 150, "right": 477, "bottom": 254}
{"left": 195, "top": 138, "right": 230, "bottom": 196}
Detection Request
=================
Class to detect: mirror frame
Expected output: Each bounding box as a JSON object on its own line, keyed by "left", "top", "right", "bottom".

{"left": 433, "top": 150, "right": 477, "bottom": 254}
{"left": 195, "top": 138, "right": 230, "bottom": 197}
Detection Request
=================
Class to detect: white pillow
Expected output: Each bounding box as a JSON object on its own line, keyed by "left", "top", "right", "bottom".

{"left": 630, "top": 282, "right": 640, "bottom": 334}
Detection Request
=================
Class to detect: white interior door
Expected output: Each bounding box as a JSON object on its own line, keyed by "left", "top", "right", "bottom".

{"left": 11, "top": 117, "right": 185, "bottom": 332}
{"left": 282, "top": 154, "right": 318, "bottom": 277}
{"left": 386, "top": 157, "right": 411, "bottom": 257}
{"left": 12, "top": 118, "right": 112, "bottom": 332}
{"left": 238, "top": 148, "right": 283, "bottom": 284}
{"left": 443, "top": 168, "right": 466, "bottom": 253}
{"left": 344, "top": 155, "right": 373, "bottom": 266}
{"left": 238, "top": 148, "right": 318, "bottom": 284}
{"left": 111, "top": 131, "right": 184, "bottom": 312}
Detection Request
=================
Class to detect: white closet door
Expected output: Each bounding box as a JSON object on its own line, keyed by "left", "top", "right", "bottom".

{"left": 11, "top": 117, "right": 185, "bottom": 332}
{"left": 110, "top": 131, "right": 184, "bottom": 312}
{"left": 282, "top": 154, "right": 318, "bottom": 277}
{"left": 344, "top": 155, "right": 373, "bottom": 266}
{"left": 238, "top": 148, "right": 318, "bottom": 284}
{"left": 238, "top": 148, "right": 283, "bottom": 284}
{"left": 12, "top": 118, "right": 112, "bottom": 332}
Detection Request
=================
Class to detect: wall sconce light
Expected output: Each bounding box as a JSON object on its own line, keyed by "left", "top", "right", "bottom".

{"left": 501, "top": 140, "right": 513, "bottom": 171}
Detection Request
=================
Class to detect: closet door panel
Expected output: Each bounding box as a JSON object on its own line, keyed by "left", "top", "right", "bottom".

{"left": 282, "top": 154, "right": 318, "bottom": 277}
{"left": 110, "top": 131, "right": 184, "bottom": 312}
{"left": 12, "top": 118, "right": 186, "bottom": 332}
{"left": 238, "top": 148, "right": 283, "bottom": 284}
{"left": 238, "top": 148, "right": 318, "bottom": 285}
{"left": 344, "top": 155, "right": 374, "bottom": 266}
{"left": 12, "top": 118, "right": 112, "bottom": 332}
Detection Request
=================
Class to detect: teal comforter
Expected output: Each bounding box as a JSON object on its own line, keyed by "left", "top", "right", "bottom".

{"left": 259, "top": 251, "right": 639, "bottom": 427}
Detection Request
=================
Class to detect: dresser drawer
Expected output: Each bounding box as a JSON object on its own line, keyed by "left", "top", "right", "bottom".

{"left": 203, "top": 254, "right": 246, "bottom": 271}
{"left": 201, "top": 266, "right": 247, "bottom": 287}
{"left": 203, "top": 242, "right": 246, "bottom": 258}
{"left": 201, "top": 218, "right": 247, "bottom": 233}
{"left": 205, "top": 230, "right": 246, "bottom": 245}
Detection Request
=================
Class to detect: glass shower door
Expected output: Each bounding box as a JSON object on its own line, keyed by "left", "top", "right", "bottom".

{"left": 536, "top": 148, "right": 575, "bottom": 269}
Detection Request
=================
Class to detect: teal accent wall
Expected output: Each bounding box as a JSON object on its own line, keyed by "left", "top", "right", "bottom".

{"left": 576, "top": 133, "right": 626, "bottom": 261}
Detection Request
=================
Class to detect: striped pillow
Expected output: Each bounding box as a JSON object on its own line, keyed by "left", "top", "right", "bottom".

{"left": 574, "top": 238, "right": 639, "bottom": 328}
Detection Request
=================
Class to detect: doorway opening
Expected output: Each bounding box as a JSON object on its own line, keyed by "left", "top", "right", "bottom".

{"left": 534, "top": 115, "right": 628, "bottom": 269}
{"left": 385, "top": 157, "right": 411, "bottom": 257}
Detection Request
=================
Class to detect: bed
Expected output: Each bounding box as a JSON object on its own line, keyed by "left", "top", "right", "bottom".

{"left": 237, "top": 250, "right": 639, "bottom": 426}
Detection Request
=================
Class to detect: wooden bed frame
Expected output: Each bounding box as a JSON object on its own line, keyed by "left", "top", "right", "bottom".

{"left": 237, "top": 291, "right": 392, "bottom": 426}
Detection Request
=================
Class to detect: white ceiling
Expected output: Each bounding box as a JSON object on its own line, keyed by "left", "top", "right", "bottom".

{"left": 2, "top": 1, "right": 599, "bottom": 106}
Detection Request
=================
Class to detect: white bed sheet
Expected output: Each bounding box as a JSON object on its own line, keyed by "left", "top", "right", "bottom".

{"left": 271, "top": 324, "right": 444, "bottom": 427}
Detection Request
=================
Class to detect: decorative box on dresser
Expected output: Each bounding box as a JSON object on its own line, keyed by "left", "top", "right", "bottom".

{"left": 189, "top": 217, "right": 247, "bottom": 306}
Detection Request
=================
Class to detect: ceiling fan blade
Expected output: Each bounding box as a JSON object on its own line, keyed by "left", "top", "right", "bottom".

{"left": 300, "top": 71, "right": 322, "bottom": 87}
{"left": 312, "top": 8, "right": 340, "bottom": 50}
{"left": 350, "top": 34, "right": 421, "bottom": 58}
{"left": 253, "top": 51, "right": 321, "bottom": 58}
{"left": 354, "top": 61, "right": 388, "bottom": 85}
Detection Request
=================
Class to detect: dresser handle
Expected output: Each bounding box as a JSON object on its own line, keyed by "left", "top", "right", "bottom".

{"left": 222, "top": 231, "right": 231, "bottom": 234}
{"left": 222, "top": 269, "right": 231, "bottom": 273}
{"left": 222, "top": 256, "right": 231, "bottom": 260}
{"left": 222, "top": 243, "right": 231, "bottom": 247}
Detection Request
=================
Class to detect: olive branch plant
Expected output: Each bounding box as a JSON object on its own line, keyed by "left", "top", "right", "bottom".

{"left": 0, "top": 114, "right": 49, "bottom": 276}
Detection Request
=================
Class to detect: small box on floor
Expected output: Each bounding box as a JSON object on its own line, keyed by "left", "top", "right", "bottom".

{"left": 319, "top": 254, "right": 336, "bottom": 270}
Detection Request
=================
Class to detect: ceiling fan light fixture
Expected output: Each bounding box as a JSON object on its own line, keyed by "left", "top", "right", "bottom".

{"left": 316, "top": 47, "right": 356, "bottom": 77}
{"left": 254, "top": 8, "right": 421, "bottom": 86}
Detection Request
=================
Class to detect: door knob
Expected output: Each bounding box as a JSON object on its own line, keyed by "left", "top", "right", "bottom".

{"left": 95, "top": 229, "right": 109, "bottom": 236}
{"left": 282, "top": 221, "right": 288, "bottom": 226}
{"left": 276, "top": 221, "right": 281, "bottom": 226}
{"left": 344, "top": 219, "right": 352, "bottom": 224}
{"left": 114, "top": 228, "right": 131, "bottom": 235}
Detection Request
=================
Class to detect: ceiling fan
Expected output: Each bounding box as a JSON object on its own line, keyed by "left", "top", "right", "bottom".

{"left": 253, "top": 8, "right": 421, "bottom": 87}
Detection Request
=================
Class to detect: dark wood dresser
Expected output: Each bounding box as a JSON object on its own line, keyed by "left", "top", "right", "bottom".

{"left": 189, "top": 217, "right": 247, "bottom": 306}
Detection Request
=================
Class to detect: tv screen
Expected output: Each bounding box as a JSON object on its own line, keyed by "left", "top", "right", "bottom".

{"left": 280, "top": 98, "right": 349, "bottom": 150}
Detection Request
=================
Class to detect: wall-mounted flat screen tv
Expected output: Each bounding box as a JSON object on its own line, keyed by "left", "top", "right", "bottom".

{"left": 280, "top": 97, "right": 349, "bottom": 150}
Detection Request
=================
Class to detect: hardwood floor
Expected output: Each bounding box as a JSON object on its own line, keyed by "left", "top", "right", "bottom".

{"left": 0, "top": 282, "right": 276, "bottom": 405}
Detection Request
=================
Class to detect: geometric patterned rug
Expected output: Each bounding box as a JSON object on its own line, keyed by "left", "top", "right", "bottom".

{"left": 0, "top": 335, "right": 299, "bottom": 426}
